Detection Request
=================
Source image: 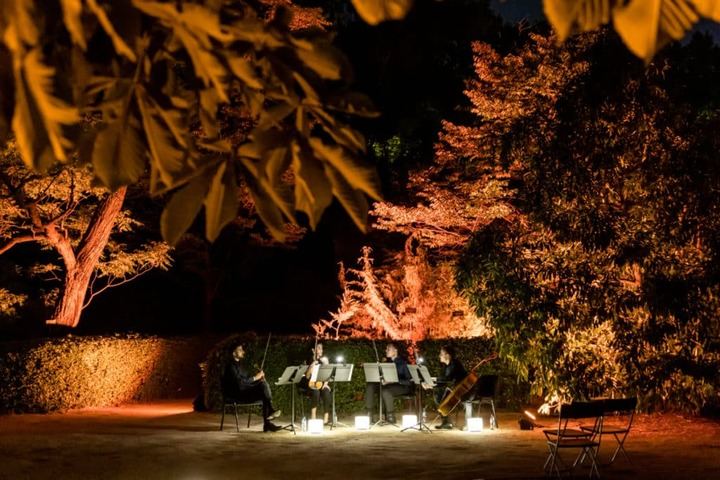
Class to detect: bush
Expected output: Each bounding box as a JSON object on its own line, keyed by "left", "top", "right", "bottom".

{"left": 0, "top": 334, "right": 217, "bottom": 413}
{"left": 201, "top": 335, "right": 529, "bottom": 415}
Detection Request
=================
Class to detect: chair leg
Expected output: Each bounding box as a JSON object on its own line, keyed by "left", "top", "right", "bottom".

{"left": 247, "top": 409, "right": 252, "bottom": 428}
{"left": 220, "top": 405, "right": 225, "bottom": 431}
{"left": 490, "top": 400, "right": 497, "bottom": 429}
{"left": 233, "top": 403, "right": 240, "bottom": 433}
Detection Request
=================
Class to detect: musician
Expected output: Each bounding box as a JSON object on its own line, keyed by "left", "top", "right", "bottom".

{"left": 364, "top": 343, "right": 413, "bottom": 424}
{"left": 422, "top": 345, "right": 471, "bottom": 429}
{"left": 304, "top": 342, "right": 332, "bottom": 424}
{"left": 222, "top": 343, "right": 282, "bottom": 432}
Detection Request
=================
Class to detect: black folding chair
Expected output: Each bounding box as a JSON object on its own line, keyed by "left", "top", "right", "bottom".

{"left": 581, "top": 397, "right": 637, "bottom": 465}
{"left": 543, "top": 401, "right": 603, "bottom": 479}
{"left": 219, "top": 397, "right": 264, "bottom": 432}
{"left": 464, "top": 374, "right": 499, "bottom": 429}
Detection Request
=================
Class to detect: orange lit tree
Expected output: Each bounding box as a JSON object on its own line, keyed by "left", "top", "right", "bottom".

{"left": 0, "top": 142, "right": 171, "bottom": 328}
{"left": 453, "top": 32, "right": 720, "bottom": 413}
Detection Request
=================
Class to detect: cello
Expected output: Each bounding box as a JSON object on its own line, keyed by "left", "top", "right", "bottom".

{"left": 437, "top": 353, "right": 497, "bottom": 417}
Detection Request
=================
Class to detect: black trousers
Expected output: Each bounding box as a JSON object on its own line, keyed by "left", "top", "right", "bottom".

{"left": 308, "top": 386, "right": 332, "bottom": 411}
{"left": 229, "top": 380, "right": 273, "bottom": 419}
{"left": 365, "top": 382, "right": 413, "bottom": 414}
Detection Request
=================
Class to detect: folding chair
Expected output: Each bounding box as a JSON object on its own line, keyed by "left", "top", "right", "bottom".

{"left": 219, "top": 397, "right": 264, "bottom": 432}
{"left": 464, "top": 374, "right": 499, "bottom": 429}
{"left": 581, "top": 397, "right": 637, "bottom": 465}
{"left": 543, "top": 401, "right": 603, "bottom": 479}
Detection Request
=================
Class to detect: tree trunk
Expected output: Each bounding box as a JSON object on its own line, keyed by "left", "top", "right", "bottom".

{"left": 47, "top": 187, "right": 128, "bottom": 328}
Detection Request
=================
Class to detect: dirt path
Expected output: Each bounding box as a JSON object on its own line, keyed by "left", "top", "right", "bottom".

{"left": 1, "top": 401, "right": 718, "bottom": 479}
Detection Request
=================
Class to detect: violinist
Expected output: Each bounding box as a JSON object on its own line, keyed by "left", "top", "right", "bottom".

{"left": 422, "top": 345, "right": 471, "bottom": 430}
{"left": 222, "top": 343, "right": 282, "bottom": 432}
{"left": 364, "top": 343, "right": 413, "bottom": 425}
{"left": 304, "top": 342, "right": 332, "bottom": 425}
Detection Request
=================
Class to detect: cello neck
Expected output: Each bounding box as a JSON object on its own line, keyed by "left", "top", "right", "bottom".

{"left": 469, "top": 353, "right": 498, "bottom": 372}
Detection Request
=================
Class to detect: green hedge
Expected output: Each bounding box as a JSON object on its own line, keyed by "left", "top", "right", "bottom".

{"left": 0, "top": 334, "right": 218, "bottom": 413}
{"left": 201, "top": 335, "right": 530, "bottom": 415}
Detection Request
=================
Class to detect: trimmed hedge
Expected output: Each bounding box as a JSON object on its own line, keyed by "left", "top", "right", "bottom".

{"left": 201, "top": 335, "right": 530, "bottom": 415}
{"left": 0, "top": 334, "right": 218, "bottom": 413}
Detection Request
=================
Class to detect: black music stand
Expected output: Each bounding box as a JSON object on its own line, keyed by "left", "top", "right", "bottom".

{"left": 317, "top": 363, "right": 354, "bottom": 429}
{"left": 363, "top": 362, "right": 399, "bottom": 429}
{"left": 275, "top": 365, "right": 305, "bottom": 435}
{"left": 401, "top": 364, "right": 433, "bottom": 433}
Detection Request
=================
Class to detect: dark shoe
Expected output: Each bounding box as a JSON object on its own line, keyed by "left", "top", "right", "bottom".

{"left": 263, "top": 422, "right": 282, "bottom": 432}
{"left": 435, "top": 418, "right": 453, "bottom": 430}
{"left": 266, "top": 408, "right": 282, "bottom": 420}
{"left": 386, "top": 414, "right": 396, "bottom": 425}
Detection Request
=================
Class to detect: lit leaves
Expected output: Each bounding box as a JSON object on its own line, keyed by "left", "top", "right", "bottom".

{"left": 544, "top": 0, "right": 720, "bottom": 62}
{"left": 351, "top": 0, "right": 414, "bottom": 25}
{"left": 92, "top": 116, "right": 146, "bottom": 191}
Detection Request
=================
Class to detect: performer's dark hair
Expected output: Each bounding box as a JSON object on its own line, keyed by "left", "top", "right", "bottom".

{"left": 441, "top": 345, "right": 456, "bottom": 359}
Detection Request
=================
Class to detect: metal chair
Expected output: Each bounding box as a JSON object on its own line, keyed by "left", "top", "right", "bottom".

{"left": 219, "top": 397, "right": 263, "bottom": 432}
{"left": 464, "top": 374, "right": 499, "bottom": 429}
{"left": 581, "top": 397, "right": 637, "bottom": 465}
{"left": 543, "top": 401, "right": 603, "bottom": 479}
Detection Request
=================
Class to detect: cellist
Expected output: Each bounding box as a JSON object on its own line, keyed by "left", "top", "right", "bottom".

{"left": 422, "top": 345, "right": 473, "bottom": 430}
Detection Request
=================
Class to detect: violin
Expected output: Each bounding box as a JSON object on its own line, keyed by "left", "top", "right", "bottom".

{"left": 303, "top": 335, "right": 328, "bottom": 390}
{"left": 437, "top": 353, "right": 497, "bottom": 417}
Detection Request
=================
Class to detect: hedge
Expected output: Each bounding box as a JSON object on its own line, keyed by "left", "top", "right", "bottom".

{"left": 0, "top": 334, "right": 218, "bottom": 413}
{"left": 201, "top": 335, "right": 530, "bottom": 415}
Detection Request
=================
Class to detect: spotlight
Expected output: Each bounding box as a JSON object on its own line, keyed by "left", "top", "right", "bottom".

{"left": 308, "top": 419, "right": 324, "bottom": 434}
{"left": 417, "top": 357, "right": 424, "bottom": 364}
{"left": 401, "top": 415, "right": 417, "bottom": 430}
{"left": 466, "top": 417, "right": 484, "bottom": 432}
{"left": 355, "top": 416, "right": 370, "bottom": 430}
{"left": 336, "top": 355, "right": 344, "bottom": 363}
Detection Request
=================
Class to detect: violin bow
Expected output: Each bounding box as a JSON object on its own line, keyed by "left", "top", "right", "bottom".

{"left": 259, "top": 332, "right": 272, "bottom": 371}
{"left": 371, "top": 339, "right": 384, "bottom": 381}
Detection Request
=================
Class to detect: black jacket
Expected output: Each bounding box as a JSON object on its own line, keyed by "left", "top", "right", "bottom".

{"left": 388, "top": 356, "right": 412, "bottom": 386}
{"left": 222, "top": 360, "right": 256, "bottom": 399}
{"left": 437, "top": 358, "right": 467, "bottom": 386}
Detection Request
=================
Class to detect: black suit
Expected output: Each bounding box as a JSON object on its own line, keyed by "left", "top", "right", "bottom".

{"left": 365, "top": 356, "right": 414, "bottom": 414}
{"left": 222, "top": 359, "right": 273, "bottom": 419}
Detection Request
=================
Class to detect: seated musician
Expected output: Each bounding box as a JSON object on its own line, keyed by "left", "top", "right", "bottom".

{"left": 364, "top": 343, "right": 413, "bottom": 425}
{"left": 422, "top": 345, "right": 471, "bottom": 430}
{"left": 222, "top": 343, "right": 282, "bottom": 432}
{"left": 304, "top": 342, "right": 332, "bottom": 425}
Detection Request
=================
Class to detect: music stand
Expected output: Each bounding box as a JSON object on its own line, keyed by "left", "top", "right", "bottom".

{"left": 317, "top": 363, "right": 354, "bottom": 429}
{"left": 363, "top": 362, "right": 399, "bottom": 428}
{"left": 275, "top": 365, "right": 305, "bottom": 434}
{"left": 401, "top": 365, "right": 432, "bottom": 433}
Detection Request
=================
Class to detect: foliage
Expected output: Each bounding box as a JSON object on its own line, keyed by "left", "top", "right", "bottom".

{"left": 0, "top": 335, "right": 217, "bottom": 413}
{"left": 452, "top": 32, "right": 720, "bottom": 414}
{"left": 314, "top": 246, "right": 492, "bottom": 341}
{"left": 201, "top": 333, "right": 522, "bottom": 415}
{"left": 543, "top": 0, "right": 720, "bottom": 61}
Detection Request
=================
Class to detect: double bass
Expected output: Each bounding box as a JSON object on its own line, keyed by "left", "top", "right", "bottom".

{"left": 437, "top": 353, "right": 497, "bottom": 417}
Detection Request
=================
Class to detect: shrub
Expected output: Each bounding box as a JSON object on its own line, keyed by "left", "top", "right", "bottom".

{"left": 0, "top": 334, "right": 217, "bottom": 413}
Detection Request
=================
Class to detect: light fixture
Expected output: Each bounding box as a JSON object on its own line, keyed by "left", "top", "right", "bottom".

{"left": 355, "top": 415, "right": 370, "bottom": 430}
{"left": 401, "top": 415, "right": 417, "bottom": 430}
{"left": 336, "top": 355, "right": 344, "bottom": 363}
{"left": 466, "top": 417, "right": 484, "bottom": 432}
{"left": 417, "top": 357, "right": 424, "bottom": 364}
{"left": 524, "top": 410, "right": 537, "bottom": 421}
{"left": 308, "top": 419, "right": 324, "bottom": 434}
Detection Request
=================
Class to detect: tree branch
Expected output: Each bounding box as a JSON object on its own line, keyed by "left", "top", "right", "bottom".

{"left": 0, "top": 234, "right": 43, "bottom": 255}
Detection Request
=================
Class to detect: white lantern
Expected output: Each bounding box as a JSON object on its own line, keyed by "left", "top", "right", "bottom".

{"left": 401, "top": 415, "right": 417, "bottom": 430}
{"left": 466, "top": 417, "right": 484, "bottom": 432}
{"left": 308, "top": 419, "right": 324, "bottom": 434}
{"left": 355, "top": 415, "right": 370, "bottom": 430}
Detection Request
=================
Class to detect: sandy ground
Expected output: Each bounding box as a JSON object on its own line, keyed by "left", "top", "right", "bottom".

{"left": 1, "top": 400, "right": 719, "bottom": 480}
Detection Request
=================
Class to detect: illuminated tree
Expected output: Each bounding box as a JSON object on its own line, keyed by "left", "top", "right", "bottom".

{"left": 453, "top": 32, "right": 720, "bottom": 412}
{"left": 0, "top": 142, "right": 170, "bottom": 328}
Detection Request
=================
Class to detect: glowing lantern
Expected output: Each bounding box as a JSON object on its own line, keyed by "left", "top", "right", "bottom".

{"left": 401, "top": 415, "right": 417, "bottom": 430}
{"left": 355, "top": 416, "right": 370, "bottom": 430}
{"left": 308, "top": 419, "right": 324, "bottom": 434}
{"left": 466, "top": 417, "right": 484, "bottom": 432}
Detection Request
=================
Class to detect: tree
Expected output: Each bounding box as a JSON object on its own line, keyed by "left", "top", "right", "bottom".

{"left": 0, "top": 141, "right": 171, "bottom": 328}
{"left": 451, "top": 32, "right": 720, "bottom": 413}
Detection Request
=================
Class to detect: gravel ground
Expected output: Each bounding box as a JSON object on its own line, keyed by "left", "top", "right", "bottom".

{"left": 1, "top": 400, "right": 719, "bottom": 480}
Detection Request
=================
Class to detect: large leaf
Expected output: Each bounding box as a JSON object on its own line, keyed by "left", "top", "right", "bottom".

{"left": 204, "top": 161, "right": 238, "bottom": 241}
{"left": 292, "top": 143, "right": 332, "bottom": 229}
{"left": 324, "top": 163, "right": 370, "bottom": 232}
{"left": 308, "top": 137, "right": 381, "bottom": 201}
{"left": 160, "top": 169, "right": 213, "bottom": 245}
{"left": 60, "top": 0, "right": 86, "bottom": 49}
{"left": 543, "top": 0, "right": 612, "bottom": 40}
{"left": 350, "top": 0, "right": 413, "bottom": 25}
{"left": 11, "top": 48, "right": 78, "bottom": 171}
{"left": 245, "top": 178, "right": 288, "bottom": 241}
{"left": 86, "top": 0, "right": 137, "bottom": 61}
{"left": 0, "top": 0, "right": 39, "bottom": 51}
{"left": 92, "top": 116, "right": 146, "bottom": 191}
{"left": 291, "top": 38, "right": 343, "bottom": 80}
{"left": 692, "top": 0, "right": 720, "bottom": 19}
